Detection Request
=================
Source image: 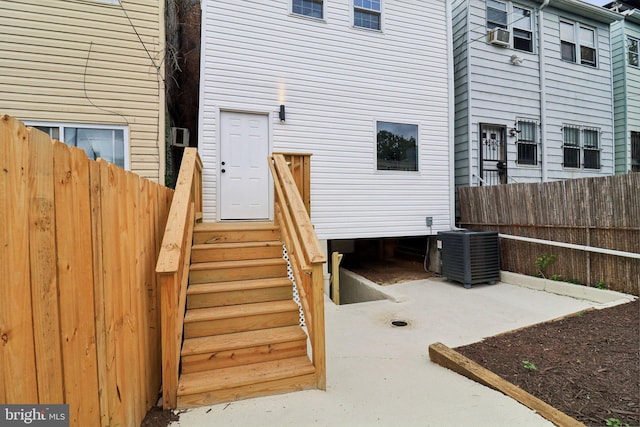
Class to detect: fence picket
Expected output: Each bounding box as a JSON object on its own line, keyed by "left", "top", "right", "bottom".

{"left": 27, "top": 128, "right": 64, "bottom": 403}
{"left": 0, "top": 115, "right": 38, "bottom": 403}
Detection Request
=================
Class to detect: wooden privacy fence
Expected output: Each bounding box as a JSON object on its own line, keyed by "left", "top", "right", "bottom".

{"left": 459, "top": 174, "right": 640, "bottom": 295}
{"left": 0, "top": 115, "right": 173, "bottom": 426}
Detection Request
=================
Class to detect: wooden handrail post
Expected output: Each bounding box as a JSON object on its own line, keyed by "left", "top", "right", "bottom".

{"left": 156, "top": 147, "right": 202, "bottom": 409}
{"left": 159, "top": 273, "right": 179, "bottom": 409}
{"left": 311, "top": 264, "right": 326, "bottom": 390}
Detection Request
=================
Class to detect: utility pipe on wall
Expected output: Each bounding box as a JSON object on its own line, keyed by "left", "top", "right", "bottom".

{"left": 539, "top": 0, "right": 550, "bottom": 182}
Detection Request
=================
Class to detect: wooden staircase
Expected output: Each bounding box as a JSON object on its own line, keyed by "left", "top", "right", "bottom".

{"left": 176, "top": 222, "right": 317, "bottom": 408}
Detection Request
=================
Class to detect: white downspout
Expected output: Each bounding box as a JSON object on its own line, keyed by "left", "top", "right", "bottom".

{"left": 539, "top": 0, "right": 550, "bottom": 182}
{"left": 466, "top": 0, "right": 473, "bottom": 188}
{"left": 447, "top": 0, "right": 462, "bottom": 229}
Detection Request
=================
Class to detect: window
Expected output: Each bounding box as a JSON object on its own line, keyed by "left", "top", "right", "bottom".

{"left": 486, "top": 1, "right": 533, "bottom": 52}
{"left": 512, "top": 6, "right": 533, "bottom": 52}
{"left": 516, "top": 121, "right": 537, "bottom": 165}
{"left": 582, "top": 128, "right": 600, "bottom": 169}
{"left": 560, "top": 20, "right": 597, "bottom": 67}
{"left": 563, "top": 125, "right": 580, "bottom": 168}
{"left": 628, "top": 37, "right": 639, "bottom": 67}
{"left": 354, "top": 0, "right": 381, "bottom": 30}
{"left": 28, "top": 122, "right": 128, "bottom": 169}
{"left": 292, "top": 0, "right": 323, "bottom": 19}
{"left": 376, "top": 121, "right": 418, "bottom": 171}
{"left": 632, "top": 131, "right": 640, "bottom": 172}
{"left": 487, "top": 0, "right": 507, "bottom": 30}
{"left": 562, "top": 125, "right": 601, "bottom": 169}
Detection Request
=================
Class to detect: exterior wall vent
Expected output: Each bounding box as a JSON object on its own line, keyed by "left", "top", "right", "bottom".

{"left": 170, "top": 127, "right": 190, "bottom": 147}
{"left": 487, "top": 28, "right": 510, "bottom": 47}
{"left": 437, "top": 230, "right": 500, "bottom": 289}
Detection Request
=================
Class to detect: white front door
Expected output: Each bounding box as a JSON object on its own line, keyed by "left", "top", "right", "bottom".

{"left": 220, "top": 112, "right": 270, "bottom": 220}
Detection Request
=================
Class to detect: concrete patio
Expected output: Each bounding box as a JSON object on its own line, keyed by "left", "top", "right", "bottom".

{"left": 171, "top": 274, "right": 634, "bottom": 427}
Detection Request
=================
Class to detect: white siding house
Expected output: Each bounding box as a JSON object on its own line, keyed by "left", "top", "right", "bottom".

{"left": 199, "top": 0, "right": 453, "bottom": 241}
{"left": 453, "top": 0, "right": 621, "bottom": 190}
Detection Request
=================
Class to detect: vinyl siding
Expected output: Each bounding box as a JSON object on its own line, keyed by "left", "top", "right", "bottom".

{"left": 453, "top": 0, "right": 471, "bottom": 188}
{"left": 0, "top": 0, "right": 165, "bottom": 182}
{"left": 456, "top": 0, "right": 616, "bottom": 188}
{"left": 200, "top": 0, "right": 451, "bottom": 240}
{"left": 542, "top": 10, "right": 615, "bottom": 181}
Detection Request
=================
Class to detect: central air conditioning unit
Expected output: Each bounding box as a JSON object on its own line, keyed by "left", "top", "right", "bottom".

{"left": 488, "top": 27, "right": 510, "bottom": 47}
{"left": 437, "top": 230, "right": 500, "bottom": 289}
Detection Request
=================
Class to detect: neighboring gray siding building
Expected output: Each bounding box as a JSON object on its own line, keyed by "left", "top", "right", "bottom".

{"left": 199, "top": 0, "right": 453, "bottom": 241}
{"left": 453, "top": 0, "right": 622, "bottom": 191}
{"left": 606, "top": 1, "right": 640, "bottom": 173}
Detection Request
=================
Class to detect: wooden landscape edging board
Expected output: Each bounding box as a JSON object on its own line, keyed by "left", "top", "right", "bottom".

{"left": 428, "top": 342, "right": 586, "bottom": 427}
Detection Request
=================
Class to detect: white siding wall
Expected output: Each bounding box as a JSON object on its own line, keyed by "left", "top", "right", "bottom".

{"left": 200, "top": 0, "right": 451, "bottom": 240}
{"left": 542, "top": 10, "right": 615, "bottom": 180}
{"left": 0, "top": 0, "right": 165, "bottom": 182}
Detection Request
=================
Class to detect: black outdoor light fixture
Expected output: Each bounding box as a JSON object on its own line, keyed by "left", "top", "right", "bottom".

{"left": 279, "top": 104, "right": 286, "bottom": 122}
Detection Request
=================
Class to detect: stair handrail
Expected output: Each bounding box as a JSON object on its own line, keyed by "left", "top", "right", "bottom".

{"left": 156, "top": 148, "right": 203, "bottom": 409}
{"left": 269, "top": 154, "right": 327, "bottom": 390}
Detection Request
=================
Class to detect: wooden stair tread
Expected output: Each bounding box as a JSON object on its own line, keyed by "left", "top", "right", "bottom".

{"left": 177, "top": 356, "right": 314, "bottom": 396}
{"left": 181, "top": 326, "right": 307, "bottom": 356}
{"left": 190, "top": 258, "right": 286, "bottom": 271}
{"left": 184, "top": 300, "right": 299, "bottom": 323}
{"left": 194, "top": 222, "right": 276, "bottom": 232}
{"left": 187, "top": 277, "right": 291, "bottom": 295}
{"left": 192, "top": 240, "right": 282, "bottom": 251}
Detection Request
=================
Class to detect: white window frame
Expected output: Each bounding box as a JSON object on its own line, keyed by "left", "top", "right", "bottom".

{"left": 486, "top": 1, "right": 534, "bottom": 53}
{"left": 25, "top": 121, "right": 130, "bottom": 170}
{"left": 560, "top": 20, "right": 598, "bottom": 68}
{"left": 291, "top": 0, "right": 325, "bottom": 20}
{"left": 562, "top": 124, "right": 601, "bottom": 170}
{"left": 375, "top": 120, "right": 419, "bottom": 173}
{"left": 628, "top": 36, "right": 639, "bottom": 67}
{"left": 353, "top": 0, "right": 382, "bottom": 31}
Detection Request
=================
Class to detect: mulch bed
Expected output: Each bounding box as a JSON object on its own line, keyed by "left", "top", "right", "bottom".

{"left": 456, "top": 299, "right": 639, "bottom": 427}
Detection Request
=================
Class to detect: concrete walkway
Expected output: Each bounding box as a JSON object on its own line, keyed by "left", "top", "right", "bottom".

{"left": 171, "top": 277, "right": 633, "bottom": 427}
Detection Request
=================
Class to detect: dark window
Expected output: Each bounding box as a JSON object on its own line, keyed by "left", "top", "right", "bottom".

{"left": 292, "top": 0, "right": 323, "bottom": 19}
{"left": 563, "top": 126, "right": 580, "bottom": 168}
{"left": 513, "top": 7, "right": 532, "bottom": 52}
{"left": 583, "top": 129, "right": 600, "bottom": 169}
{"left": 561, "top": 21, "right": 597, "bottom": 67}
{"left": 628, "top": 37, "right": 639, "bottom": 67}
{"left": 632, "top": 131, "right": 640, "bottom": 172}
{"left": 354, "top": 0, "right": 381, "bottom": 30}
{"left": 516, "top": 121, "right": 537, "bottom": 165}
{"left": 486, "top": 0, "right": 507, "bottom": 30}
{"left": 376, "top": 121, "right": 418, "bottom": 171}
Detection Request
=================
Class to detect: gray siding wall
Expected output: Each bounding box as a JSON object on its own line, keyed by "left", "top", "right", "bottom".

{"left": 467, "top": 0, "right": 542, "bottom": 184}
{"left": 611, "top": 19, "right": 627, "bottom": 173}
{"left": 622, "top": 20, "right": 640, "bottom": 173}
{"left": 542, "top": 9, "right": 615, "bottom": 180}
{"left": 453, "top": 0, "right": 470, "bottom": 188}
{"left": 199, "top": 0, "right": 451, "bottom": 239}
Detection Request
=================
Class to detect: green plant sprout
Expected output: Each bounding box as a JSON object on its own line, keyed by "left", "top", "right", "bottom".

{"left": 596, "top": 280, "right": 607, "bottom": 290}
{"left": 605, "top": 418, "right": 629, "bottom": 427}
{"left": 522, "top": 360, "right": 537, "bottom": 371}
{"left": 534, "top": 254, "right": 557, "bottom": 279}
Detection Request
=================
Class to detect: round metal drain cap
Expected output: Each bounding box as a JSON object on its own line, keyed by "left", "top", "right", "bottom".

{"left": 391, "top": 320, "right": 408, "bottom": 327}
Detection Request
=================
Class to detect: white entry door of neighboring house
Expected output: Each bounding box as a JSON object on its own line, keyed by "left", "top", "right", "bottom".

{"left": 220, "top": 112, "right": 270, "bottom": 220}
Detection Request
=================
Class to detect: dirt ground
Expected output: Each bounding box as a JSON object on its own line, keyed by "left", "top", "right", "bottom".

{"left": 456, "top": 299, "right": 640, "bottom": 427}
{"left": 344, "top": 257, "right": 435, "bottom": 285}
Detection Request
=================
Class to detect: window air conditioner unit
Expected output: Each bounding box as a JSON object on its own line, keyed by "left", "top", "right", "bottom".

{"left": 488, "top": 28, "right": 510, "bottom": 47}
{"left": 170, "top": 127, "right": 189, "bottom": 148}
